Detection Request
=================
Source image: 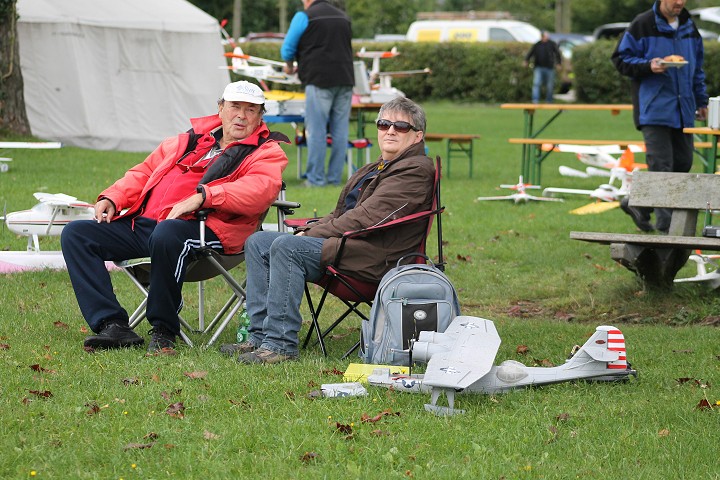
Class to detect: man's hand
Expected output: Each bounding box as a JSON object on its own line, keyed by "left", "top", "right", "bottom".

{"left": 650, "top": 57, "right": 668, "bottom": 74}
{"left": 94, "top": 198, "right": 115, "bottom": 223}
{"left": 166, "top": 193, "right": 204, "bottom": 220}
{"left": 283, "top": 62, "right": 297, "bottom": 75}
{"left": 697, "top": 107, "right": 708, "bottom": 122}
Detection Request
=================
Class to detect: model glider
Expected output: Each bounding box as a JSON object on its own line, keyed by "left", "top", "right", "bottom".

{"left": 368, "top": 316, "right": 637, "bottom": 415}
{"left": 477, "top": 176, "right": 564, "bottom": 203}
{"left": 223, "top": 47, "right": 300, "bottom": 85}
{"left": 4, "top": 193, "right": 94, "bottom": 252}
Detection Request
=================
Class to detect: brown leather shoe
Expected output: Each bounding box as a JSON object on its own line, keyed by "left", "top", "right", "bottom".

{"left": 236, "top": 348, "right": 297, "bottom": 364}
{"left": 219, "top": 342, "right": 256, "bottom": 356}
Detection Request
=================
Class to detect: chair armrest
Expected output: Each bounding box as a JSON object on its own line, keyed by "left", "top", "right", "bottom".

{"left": 334, "top": 207, "right": 444, "bottom": 264}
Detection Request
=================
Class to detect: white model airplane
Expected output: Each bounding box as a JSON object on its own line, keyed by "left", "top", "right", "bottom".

{"left": 542, "top": 167, "right": 632, "bottom": 203}
{"left": 223, "top": 47, "right": 300, "bottom": 86}
{"left": 4, "top": 193, "right": 94, "bottom": 252}
{"left": 357, "top": 47, "right": 432, "bottom": 100}
{"left": 476, "top": 176, "right": 564, "bottom": 204}
{"left": 368, "top": 316, "right": 637, "bottom": 415}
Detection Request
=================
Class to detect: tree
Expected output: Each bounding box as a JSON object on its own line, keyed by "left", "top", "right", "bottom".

{"left": 0, "top": 0, "right": 30, "bottom": 136}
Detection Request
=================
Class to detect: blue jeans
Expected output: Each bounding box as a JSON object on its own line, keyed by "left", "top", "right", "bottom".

{"left": 532, "top": 67, "right": 556, "bottom": 103}
{"left": 244, "top": 231, "right": 325, "bottom": 356}
{"left": 304, "top": 84, "right": 353, "bottom": 185}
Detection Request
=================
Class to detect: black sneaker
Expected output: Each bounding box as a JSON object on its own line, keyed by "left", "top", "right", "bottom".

{"left": 620, "top": 197, "right": 654, "bottom": 232}
{"left": 147, "top": 327, "right": 176, "bottom": 354}
{"left": 83, "top": 322, "right": 144, "bottom": 349}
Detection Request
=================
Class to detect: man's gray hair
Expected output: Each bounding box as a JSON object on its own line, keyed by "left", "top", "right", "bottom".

{"left": 377, "top": 97, "right": 426, "bottom": 133}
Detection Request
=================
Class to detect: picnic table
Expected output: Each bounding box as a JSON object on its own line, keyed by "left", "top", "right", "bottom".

{"left": 571, "top": 171, "right": 720, "bottom": 288}
{"left": 500, "top": 103, "right": 636, "bottom": 184}
{"left": 683, "top": 126, "right": 720, "bottom": 174}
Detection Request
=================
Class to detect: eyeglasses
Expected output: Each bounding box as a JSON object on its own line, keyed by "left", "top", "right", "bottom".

{"left": 376, "top": 119, "right": 419, "bottom": 133}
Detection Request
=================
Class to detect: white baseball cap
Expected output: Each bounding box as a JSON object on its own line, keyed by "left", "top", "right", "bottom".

{"left": 221, "top": 81, "right": 265, "bottom": 104}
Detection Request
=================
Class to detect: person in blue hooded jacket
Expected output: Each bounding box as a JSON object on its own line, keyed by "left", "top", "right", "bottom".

{"left": 612, "top": 0, "right": 708, "bottom": 234}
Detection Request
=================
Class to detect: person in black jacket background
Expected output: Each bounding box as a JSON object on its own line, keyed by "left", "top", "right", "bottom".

{"left": 524, "top": 31, "right": 561, "bottom": 104}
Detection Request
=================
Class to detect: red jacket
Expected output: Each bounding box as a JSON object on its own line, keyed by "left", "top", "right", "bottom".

{"left": 99, "top": 115, "right": 288, "bottom": 254}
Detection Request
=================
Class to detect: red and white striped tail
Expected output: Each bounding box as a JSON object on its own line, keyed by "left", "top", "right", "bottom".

{"left": 600, "top": 326, "right": 627, "bottom": 369}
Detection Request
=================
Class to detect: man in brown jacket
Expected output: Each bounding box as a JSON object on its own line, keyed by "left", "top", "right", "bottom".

{"left": 222, "top": 97, "right": 435, "bottom": 364}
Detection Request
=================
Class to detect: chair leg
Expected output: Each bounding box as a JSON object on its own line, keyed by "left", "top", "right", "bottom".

{"left": 302, "top": 284, "right": 327, "bottom": 356}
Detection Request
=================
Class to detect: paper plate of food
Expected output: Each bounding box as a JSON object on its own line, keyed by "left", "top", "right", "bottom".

{"left": 659, "top": 55, "right": 688, "bottom": 67}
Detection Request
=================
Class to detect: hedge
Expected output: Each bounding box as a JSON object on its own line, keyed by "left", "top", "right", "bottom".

{"left": 238, "top": 40, "right": 720, "bottom": 104}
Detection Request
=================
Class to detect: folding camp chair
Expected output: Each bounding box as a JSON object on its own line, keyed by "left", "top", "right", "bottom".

{"left": 116, "top": 189, "right": 300, "bottom": 347}
{"left": 297, "top": 156, "right": 445, "bottom": 358}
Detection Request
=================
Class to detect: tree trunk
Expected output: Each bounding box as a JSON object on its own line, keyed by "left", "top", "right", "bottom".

{"left": 0, "top": 0, "right": 31, "bottom": 136}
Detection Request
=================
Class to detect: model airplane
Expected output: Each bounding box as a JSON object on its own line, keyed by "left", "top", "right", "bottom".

{"left": 4, "top": 193, "right": 94, "bottom": 252}
{"left": 223, "top": 47, "right": 300, "bottom": 86}
{"left": 368, "top": 316, "right": 637, "bottom": 415}
{"left": 476, "top": 176, "right": 564, "bottom": 204}
{"left": 542, "top": 167, "right": 631, "bottom": 203}
{"left": 674, "top": 251, "right": 720, "bottom": 289}
{"left": 354, "top": 47, "right": 431, "bottom": 104}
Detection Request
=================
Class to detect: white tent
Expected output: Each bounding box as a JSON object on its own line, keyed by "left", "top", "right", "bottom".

{"left": 17, "top": 0, "right": 230, "bottom": 152}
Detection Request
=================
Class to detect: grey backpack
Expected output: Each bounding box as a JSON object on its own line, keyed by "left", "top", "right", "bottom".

{"left": 360, "top": 255, "right": 461, "bottom": 366}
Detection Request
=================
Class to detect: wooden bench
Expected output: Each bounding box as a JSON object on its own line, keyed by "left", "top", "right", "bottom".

{"left": 425, "top": 133, "right": 480, "bottom": 178}
{"left": 508, "top": 138, "right": 712, "bottom": 184}
{"left": 570, "top": 171, "right": 720, "bottom": 288}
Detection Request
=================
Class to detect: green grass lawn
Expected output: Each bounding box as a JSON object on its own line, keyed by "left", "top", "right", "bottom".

{"left": 1, "top": 103, "right": 719, "bottom": 478}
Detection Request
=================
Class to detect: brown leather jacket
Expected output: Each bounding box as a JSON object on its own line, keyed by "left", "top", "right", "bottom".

{"left": 300, "top": 142, "right": 435, "bottom": 282}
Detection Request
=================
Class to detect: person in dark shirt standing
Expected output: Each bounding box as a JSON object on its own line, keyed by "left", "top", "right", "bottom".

{"left": 281, "top": 0, "right": 354, "bottom": 187}
{"left": 524, "top": 31, "right": 561, "bottom": 103}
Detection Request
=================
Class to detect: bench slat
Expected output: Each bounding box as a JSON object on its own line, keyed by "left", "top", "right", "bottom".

{"left": 630, "top": 172, "right": 720, "bottom": 209}
{"left": 570, "top": 231, "right": 720, "bottom": 250}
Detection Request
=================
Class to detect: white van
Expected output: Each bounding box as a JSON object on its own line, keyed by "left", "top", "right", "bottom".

{"left": 406, "top": 20, "right": 541, "bottom": 43}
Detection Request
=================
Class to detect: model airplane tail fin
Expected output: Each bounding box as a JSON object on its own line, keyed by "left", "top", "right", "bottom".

{"left": 568, "top": 325, "right": 628, "bottom": 370}
{"left": 618, "top": 148, "right": 634, "bottom": 171}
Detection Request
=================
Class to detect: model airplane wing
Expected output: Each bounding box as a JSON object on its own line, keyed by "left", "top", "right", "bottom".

{"left": 33, "top": 192, "right": 93, "bottom": 209}
{"left": 416, "top": 316, "right": 501, "bottom": 390}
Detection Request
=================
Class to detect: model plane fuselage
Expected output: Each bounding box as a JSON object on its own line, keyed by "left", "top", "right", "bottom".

{"left": 367, "top": 317, "right": 636, "bottom": 415}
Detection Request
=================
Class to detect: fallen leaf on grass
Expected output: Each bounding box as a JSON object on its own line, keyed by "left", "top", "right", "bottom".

{"left": 334, "top": 422, "right": 353, "bottom": 435}
{"left": 29, "top": 364, "right": 56, "bottom": 374}
{"left": 79, "top": 326, "right": 89, "bottom": 334}
{"left": 144, "top": 432, "right": 159, "bottom": 440}
{"left": 123, "top": 442, "right": 155, "bottom": 451}
{"left": 321, "top": 368, "right": 344, "bottom": 376}
{"left": 166, "top": 402, "right": 185, "bottom": 418}
{"left": 456, "top": 254, "right": 472, "bottom": 262}
{"left": 699, "top": 315, "right": 720, "bottom": 326}
{"left": 229, "top": 398, "right": 250, "bottom": 408}
{"left": 203, "top": 430, "right": 219, "bottom": 440}
{"left": 532, "top": 358, "right": 554, "bottom": 367}
{"left": 28, "top": 389, "right": 52, "bottom": 398}
{"left": 370, "top": 429, "right": 391, "bottom": 437}
{"left": 300, "top": 451, "right": 318, "bottom": 463}
{"left": 146, "top": 347, "right": 177, "bottom": 357}
{"left": 285, "top": 390, "right": 295, "bottom": 400}
{"left": 160, "top": 389, "right": 182, "bottom": 401}
{"left": 696, "top": 399, "right": 713, "bottom": 410}
{"left": 516, "top": 345, "right": 529, "bottom": 355}
{"left": 556, "top": 413, "right": 570, "bottom": 422}
{"left": 0, "top": 344, "right": 9, "bottom": 350}
{"left": 85, "top": 402, "right": 107, "bottom": 415}
{"left": 658, "top": 429, "right": 670, "bottom": 437}
{"left": 53, "top": 321, "right": 69, "bottom": 329}
{"left": 593, "top": 263, "right": 607, "bottom": 271}
{"left": 183, "top": 371, "right": 207, "bottom": 380}
{"left": 360, "top": 409, "right": 401, "bottom": 423}
{"left": 122, "top": 377, "right": 140, "bottom": 386}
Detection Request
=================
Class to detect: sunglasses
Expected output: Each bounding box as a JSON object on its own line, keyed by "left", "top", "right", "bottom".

{"left": 376, "top": 119, "right": 419, "bottom": 133}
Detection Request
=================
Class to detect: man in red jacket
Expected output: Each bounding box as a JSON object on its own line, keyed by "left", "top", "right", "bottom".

{"left": 61, "top": 81, "right": 288, "bottom": 353}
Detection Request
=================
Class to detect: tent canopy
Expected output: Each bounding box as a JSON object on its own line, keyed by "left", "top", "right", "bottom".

{"left": 18, "top": 0, "right": 231, "bottom": 152}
